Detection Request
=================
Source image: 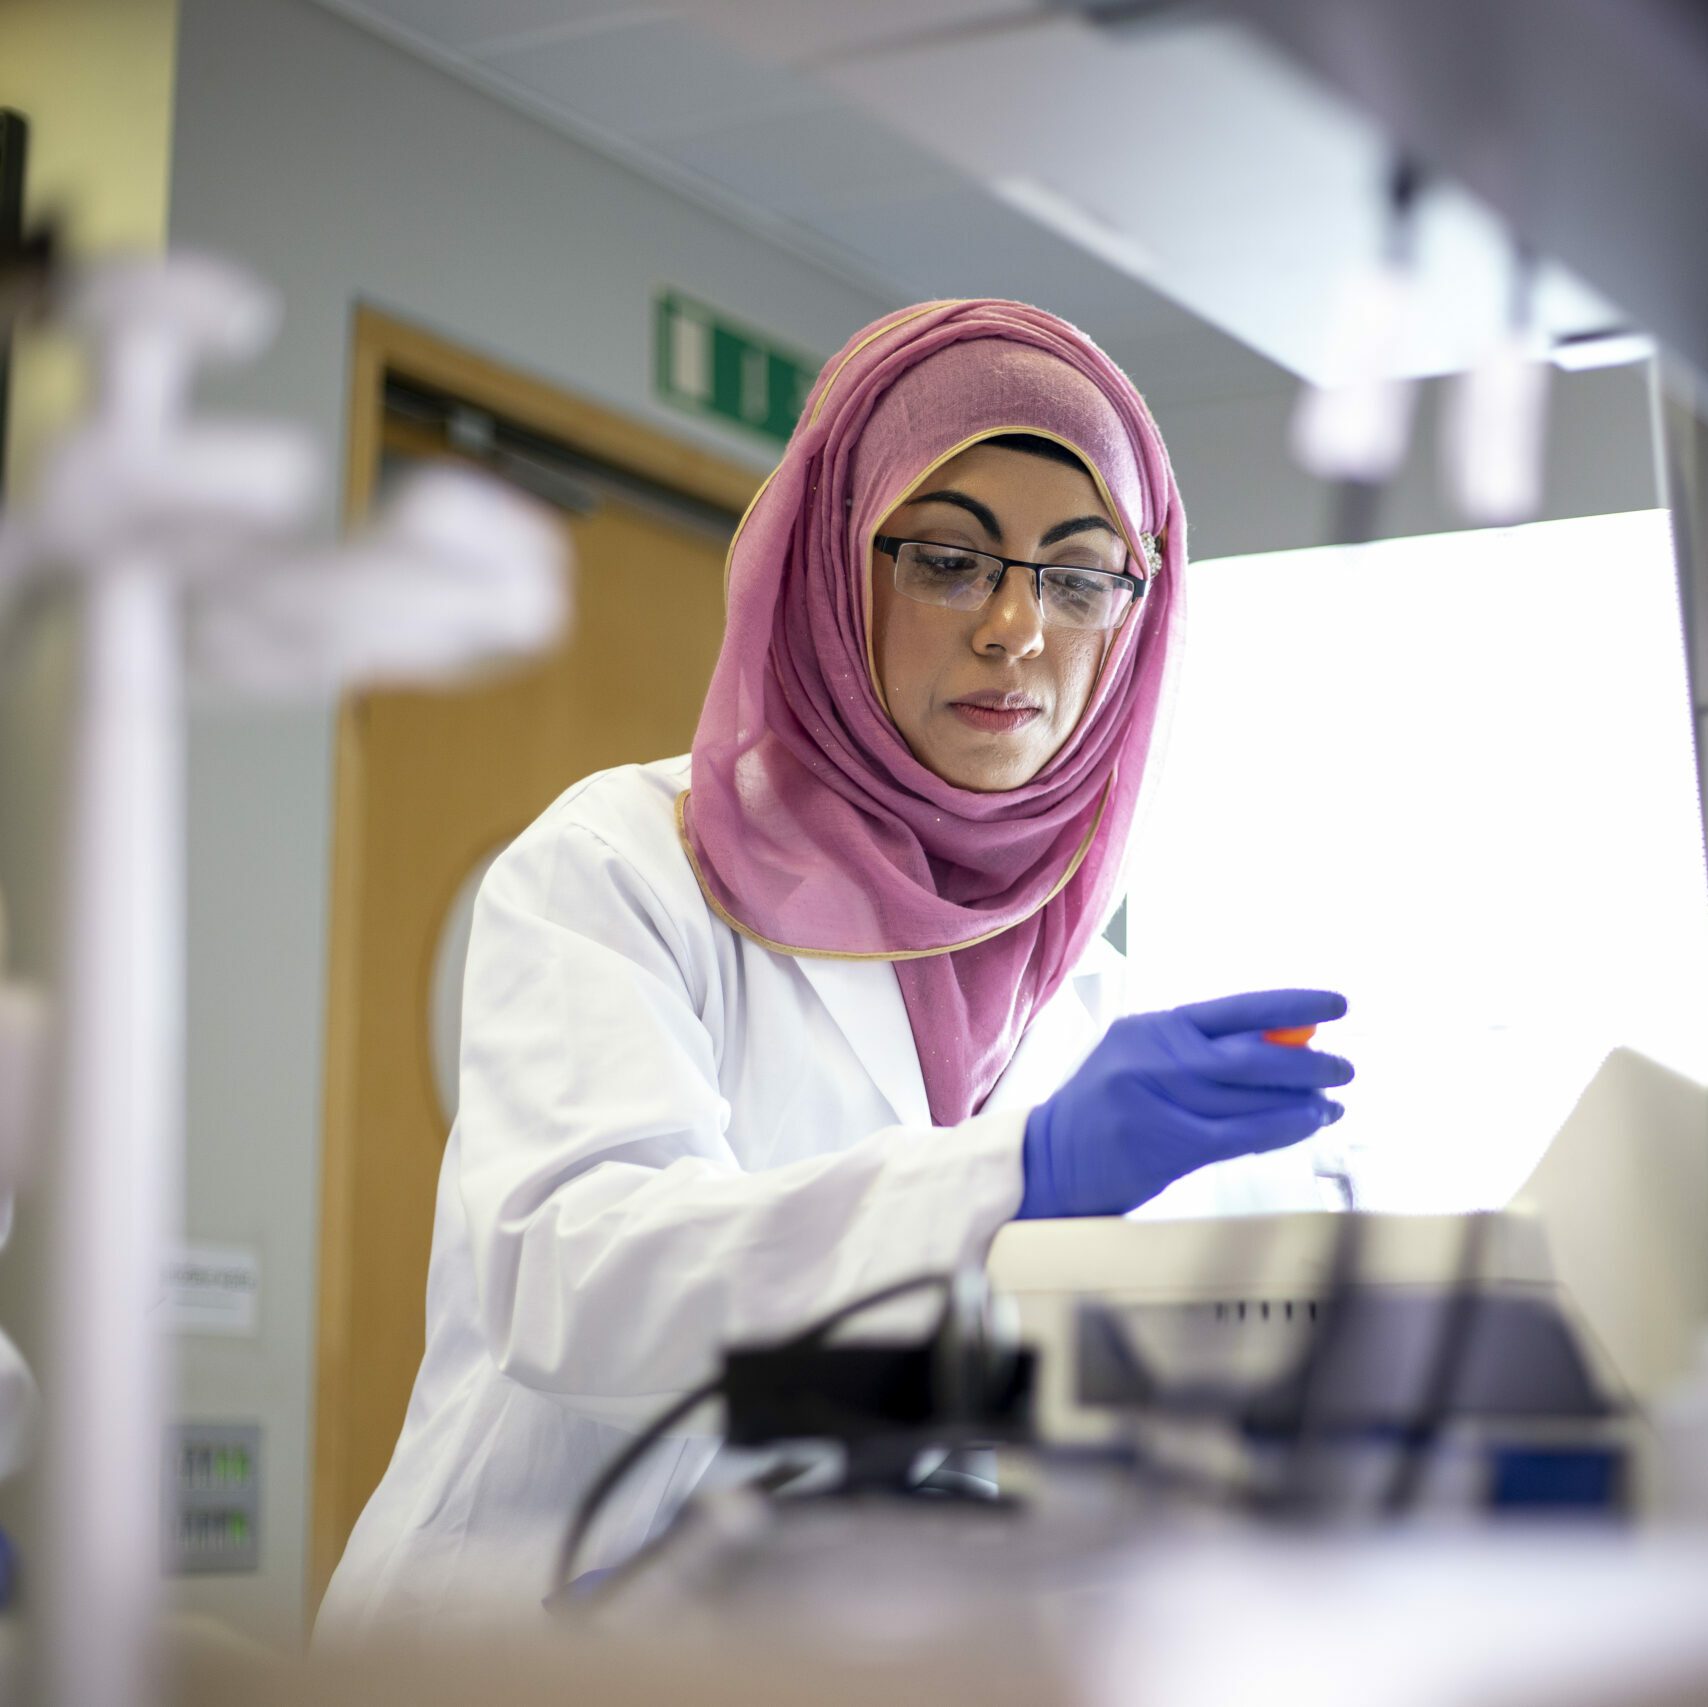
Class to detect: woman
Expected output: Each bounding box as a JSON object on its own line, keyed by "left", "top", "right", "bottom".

{"left": 318, "top": 300, "right": 1352, "bottom": 1634}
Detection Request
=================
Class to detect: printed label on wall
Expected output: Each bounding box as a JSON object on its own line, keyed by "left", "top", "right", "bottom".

{"left": 160, "top": 1244, "right": 260, "bottom": 1337}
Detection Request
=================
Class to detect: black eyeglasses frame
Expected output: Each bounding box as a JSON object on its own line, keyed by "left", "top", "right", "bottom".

{"left": 872, "top": 534, "right": 1146, "bottom": 629}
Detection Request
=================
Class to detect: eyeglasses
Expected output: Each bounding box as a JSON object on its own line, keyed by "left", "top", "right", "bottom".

{"left": 874, "top": 535, "right": 1145, "bottom": 632}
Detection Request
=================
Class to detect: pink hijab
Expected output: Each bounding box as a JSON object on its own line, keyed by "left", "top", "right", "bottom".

{"left": 680, "top": 299, "right": 1186, "bottom": 1124}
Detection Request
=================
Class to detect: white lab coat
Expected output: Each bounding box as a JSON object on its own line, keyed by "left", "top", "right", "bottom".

{"left": 318, "top": 754, "right": 1317, "bottom": 1636}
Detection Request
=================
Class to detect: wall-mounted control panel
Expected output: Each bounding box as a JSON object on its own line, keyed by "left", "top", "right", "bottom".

{"left": 164, "top": 1422, "right": 260, "bottom": 1575}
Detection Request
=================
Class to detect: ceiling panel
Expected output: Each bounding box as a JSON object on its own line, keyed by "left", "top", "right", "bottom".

{"left": 654, "top": 100, "right": 966, "bottom": 219}
{"left": 802, "top": 184, "right": 1287, "bottom": 403}
{"left": 304, "top": 0, "right": 1308, "bottom": 406}
{"left": 337, "top": 0, "right": 649, "bottom": 52}
{"left": 474, "top": 15, "right": 816, "bottom": 141}
{"left": 805, "top": 184, "right": 1138, "bottom": 311}
{"left": 807, "top": 8, "right": 1623, "bottom": 380}
{"left": 692, "top": 0, "right": 1027, "bottom": 67}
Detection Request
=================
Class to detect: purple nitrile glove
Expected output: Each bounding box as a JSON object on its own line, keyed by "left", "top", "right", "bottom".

{"left": 1018, "top": 988, "right": 1354, "bottom": 1219}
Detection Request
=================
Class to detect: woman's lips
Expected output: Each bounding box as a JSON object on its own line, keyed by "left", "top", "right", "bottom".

{"left": 949, "top": 700, "right": 1042, "bottom": 734}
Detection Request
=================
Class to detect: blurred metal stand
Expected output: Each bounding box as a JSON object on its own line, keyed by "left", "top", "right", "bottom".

{"left": 31, "top": 259, "right": 307, "bottom": 1707}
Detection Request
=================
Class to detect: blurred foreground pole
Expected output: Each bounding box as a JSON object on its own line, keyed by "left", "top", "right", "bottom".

{"left": 26, "top": 256, "right": 296, "bottom": 1707}
{"left": 44, "top": 563, "right": 182, "bottom": 1707}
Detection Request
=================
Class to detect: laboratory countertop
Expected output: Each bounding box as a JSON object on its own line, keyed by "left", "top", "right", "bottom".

{"left": 4, "top": 1526, "right": 1706, "bottom": 1704}
{"left": 152, "top": 1526, "right": 1708, "bottom": 1707}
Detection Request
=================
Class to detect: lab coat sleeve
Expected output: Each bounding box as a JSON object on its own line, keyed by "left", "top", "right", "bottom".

{"left": 455, "top": 821, "right": 1026, "bottom": 1418}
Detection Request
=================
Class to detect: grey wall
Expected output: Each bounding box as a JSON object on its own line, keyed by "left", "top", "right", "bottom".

{"left": 165, "top": 0, "right": 894, "bottom": 1645}
{"left": 1160, "top": 361, "right": 1659, "bottom": 562}
{"left": 152, "top": 0, "right": 1660, "bottom": 1649}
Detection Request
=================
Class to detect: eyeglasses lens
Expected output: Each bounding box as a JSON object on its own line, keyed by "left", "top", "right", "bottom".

{"left": 894, "top": 542, "right": 1133, "bottom": 631}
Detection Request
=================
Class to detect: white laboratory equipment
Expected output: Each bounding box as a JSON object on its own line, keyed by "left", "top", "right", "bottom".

{"left": 989, "top": 1045, "right": 1708, "bottom": 1518}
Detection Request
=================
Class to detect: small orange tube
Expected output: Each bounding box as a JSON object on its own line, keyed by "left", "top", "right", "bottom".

{"left": 1264, "top": 1025, "right": 1318, "bottom": 1047}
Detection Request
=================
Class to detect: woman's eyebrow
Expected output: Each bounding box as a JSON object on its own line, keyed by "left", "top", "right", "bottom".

{"left": 1040, "top": 516, "right": 1122, "bottom": 548}
{"left": 902, "top": 493, "right": 1122, "bottom": 553}
{"left": 903, "top": 489, "right": 1002, "bottom": 541}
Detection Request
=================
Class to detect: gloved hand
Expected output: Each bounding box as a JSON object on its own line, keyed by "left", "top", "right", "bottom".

{"left": 1018, "top": 989, "right": 1353, "bottom": 1219}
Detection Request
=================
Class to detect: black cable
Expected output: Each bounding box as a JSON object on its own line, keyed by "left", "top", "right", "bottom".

{"left": 547, "top": 1371, "right": 724, "bottom": 1607}
{"left": 1264, "top": 1201, "right": 1369, "bottom": 1517}
{"left": 546, "top": 1271, "right": 954, "bottom": 1606}
{"left": 791, "top": 1271, "right": 954, "bottom": 1347}
{"left": 1379, "top": 1210, "right": 1492, "bottom": 1516}
{"left": 1256, "top": 1206, "right": 1494, "bottom": 1521}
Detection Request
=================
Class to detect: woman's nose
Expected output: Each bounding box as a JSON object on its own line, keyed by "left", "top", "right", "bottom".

{"left": 972, "top": 566, "right": 1046, "bottom": 658}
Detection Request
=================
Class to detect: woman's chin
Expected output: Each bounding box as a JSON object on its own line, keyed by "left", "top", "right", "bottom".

{"left": 926, "top": 738, "right": 1045, "bottom": 794}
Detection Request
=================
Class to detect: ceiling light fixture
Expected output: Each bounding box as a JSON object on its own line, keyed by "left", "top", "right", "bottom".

{"left": 1550, "top": 328, "right": 1657, "bottom": 371}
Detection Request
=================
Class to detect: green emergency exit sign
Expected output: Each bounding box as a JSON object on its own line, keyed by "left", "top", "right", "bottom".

{"left": 654, "top": 291, "right": 820, "bottom": 448}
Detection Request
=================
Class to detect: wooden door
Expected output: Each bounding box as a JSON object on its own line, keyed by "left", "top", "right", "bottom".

{"left": 311, "top": 309, "right": 758, "bottom": 1607}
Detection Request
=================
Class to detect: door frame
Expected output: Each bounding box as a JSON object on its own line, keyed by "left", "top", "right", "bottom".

{"left": 310, "top": 304, "right": 761, "bottom": 1608}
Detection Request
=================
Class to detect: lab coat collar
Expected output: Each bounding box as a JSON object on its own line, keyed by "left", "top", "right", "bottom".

{"left": 795, "top": 955, "right": 932, "bottom": 1129}
{"left": 797, "top": 944, "right": 1110, "bottom": 1131}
